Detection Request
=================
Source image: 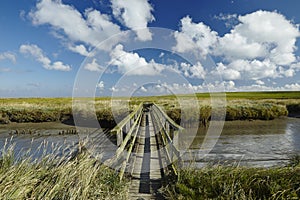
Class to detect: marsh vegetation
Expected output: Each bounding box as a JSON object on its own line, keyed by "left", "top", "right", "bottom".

{"left": 0, "top": 146, "right": 128, "bottom": 200}
{"left": 0, "top": 92, "right": 299, "bottom": 199}
{"left": 0, "top": 145, "right": 299, "bottom": 199}
{"left": 1, "top": 92, "right": 298, "bottom": 128}
{"left": 162, "top": 160, "right": 300, "bottom": 199}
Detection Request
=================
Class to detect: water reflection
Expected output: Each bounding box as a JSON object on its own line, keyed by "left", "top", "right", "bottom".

{"left": 0, "top": 118, "right": 299, "bottom": 167}
{"left": 0, "top": 122, "right": 79, "bottom": 160}
{"left": 284, "top": 118, "right": 300, "bottom": 154}
{"left": 180, "top": 118, "right": 300, "bottom": 167}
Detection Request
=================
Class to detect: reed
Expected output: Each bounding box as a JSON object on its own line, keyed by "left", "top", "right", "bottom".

{"left": 161, "top": 160, "right": 300, "bottom": 199}
{"left": 0, "top": 92, "right": 299, "bottom": 127}
{"left": 0, "top": 144, "right": 129, "bottom": 200}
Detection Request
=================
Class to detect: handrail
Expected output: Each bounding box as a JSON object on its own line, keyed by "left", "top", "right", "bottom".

{"left": 150, "top": 107, "right": 181, "bottom": 176}
{"left": 118, "top": 113, "right": 143, "bottom": 180}
{"left": 110, "top": 103, "right": 143, "bottom": 133}
{"left": 106, "top": 103, "right": 183, "bottom": 181}
{"left": 110, "top": 103, "right": 143, "bottom": 146}
{"left": 150, "top": 107, "right": 181, "bottom": 155}
{"left": 104, "top": 109, "right": 143, "bottom": 166}
{"left": 152, "top": 103, "right": 184, "bottom": 130}
{"left": 114, "top": 110, "right": 143, "bottom": 158}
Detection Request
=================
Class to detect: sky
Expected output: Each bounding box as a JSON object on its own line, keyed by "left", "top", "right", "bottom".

{"left": 0, "top": 0, "right": 300, "bottom": 97}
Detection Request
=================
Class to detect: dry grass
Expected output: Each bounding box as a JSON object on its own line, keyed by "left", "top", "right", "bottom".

{"left": 161, "top": 159, "right": 300, "bottom": 200}
{"left": 0, "top": 143, "right": 128, "bottom": 200}
{"left": 0, "top": 92, "right": 299, "bottom": 127}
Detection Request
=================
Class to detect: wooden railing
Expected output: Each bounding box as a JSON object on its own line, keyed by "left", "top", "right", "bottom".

{"left": 106, "top": 102, "right": 183, "bottom": 180}
{"left": 110, "top": 103, "right": 143, "bottom": 147}
{"left": 105, "top": 103, "right": 143, "bottom": 180}
{"left": 150, "top": 103, "right": 183, "bottom": 176}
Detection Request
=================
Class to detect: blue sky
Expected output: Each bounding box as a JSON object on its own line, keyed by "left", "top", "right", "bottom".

{"left": 0, "top": 0, "right": 300, "bottom": 97}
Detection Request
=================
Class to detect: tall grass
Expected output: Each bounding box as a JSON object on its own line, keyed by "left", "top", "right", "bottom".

{"left": 225, "top": 103, "right": 288, "bottom": 120}
{"left": 162, "top": 102, "right": 288, "bottom": 127}
{"left": 0, "top": 146, "right": 128, "bottom": 200}
{"left": 161, "top": 162, "right": 300, "bottom": 199}
{"left": 0, "top": 93, "right": 299, "bottom": 127}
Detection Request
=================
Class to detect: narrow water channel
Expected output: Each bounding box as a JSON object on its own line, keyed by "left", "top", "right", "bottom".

{"left": 0, "top": 122, "right": 79, "bottom": 160}
{"left": 180, "top": 117, "right": 300, "bottom": 167}
{"left": 0, "top": 118, "right": 299, "bottom": 167}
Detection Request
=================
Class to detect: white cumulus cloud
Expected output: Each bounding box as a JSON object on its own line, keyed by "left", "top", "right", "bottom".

{"left": 84, "top": 58, "right": 104, "bottom": 72}
{"left": 255, "top": 80, "right": 265, "bottom": 85}
{"left": 215, "top": 62, "right": 241, "bottom": 80}
{"left": 214, "top": 13, "right": 238, "bottom": 28}
{"left": 283, "top": 83, "right": 300, "bottom": 91}
{"left": 216, "top": 31, "right": 268, "bottom": 60}
{"left": 0, "top": 52, "right": 16, "bottom": 63}
{"left": 140, "top": 86, "right": 147, "bottom": 92}
{"left": 173, "top": 16, "right": 218, "bottom": 57}
{"left": 175, "top": 10, "right": 300, "bottom": 82}
{"left": 109, "top": 44, "right": 165, "bottom": 76}
{"left": 223, "top": 10, "right": 300, "bottom": 65}
{"left": 20, "top": 44, "right": 71, "bottom": 71}
{"left": 68, "top": 44, "right": 93, "bottom": 57}
{"left": 96, "top": 81, "right": 105, "bottom": 90}
{"left": 29, "top": 0, "right": 121, "bottom": 52}
{"left": 111, "top": 0, "right": 154, "bottom": 41}
{"left": 180, "top": 62, "right": 206, "bottom": 79}
{"left": 110, "top": 86, "right": 119, "bottom": 92}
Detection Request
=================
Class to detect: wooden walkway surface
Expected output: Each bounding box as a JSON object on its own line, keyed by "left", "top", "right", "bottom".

{"left": 82, "top": 103, "right": 181, "bottom": 200}
{"left": 128, "top": 111, "right": 166, "bottom": 200}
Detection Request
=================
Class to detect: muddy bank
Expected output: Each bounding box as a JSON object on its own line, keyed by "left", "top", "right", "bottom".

{"left": 287, "top": 103, "right": 300, "bottom": 118}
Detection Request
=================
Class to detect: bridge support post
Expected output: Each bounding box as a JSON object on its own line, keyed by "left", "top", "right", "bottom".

{"left": 173, "top": 130, "right": 179, "bottom": 151}
{"left": 169, "top": 127, "right": 174, "bottom": 162}
{"left": 165, "top": 121, "right": 170, "bottom": 134}
{"left": 169, "top": 143, "right": 174, "bottom": 163}
{"left": 125, "top": 122, "right": 130, "bottom": 136}
{"left": 115, "top": 129, "right": 123, "bottom": 147}
{"left": 130, "top": 118, "right": 134, "bottom": 127}
{"left": 134, "top": 112, "right": 138, "bottom": 121}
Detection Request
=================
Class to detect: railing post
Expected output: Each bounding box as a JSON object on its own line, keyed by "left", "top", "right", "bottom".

{"left": 170, "top": 127, "right": 174, "bottom": 139}
{"left": 169, "top": 142, "right": 173, "bottom": 163}
{"left": 125, "top": 121, "right": 130, "bottom": 136}
{"left": 173, "top": 129, "right": 179, "bottom": 151}
{"left": 165, "top": 121, "right": 170, "bottom": 134}
{"left": 130, "top": 118, "right": 134, "bottom": 127}
{"left": 116, "top": 129, "right": 123, "bottom": 147}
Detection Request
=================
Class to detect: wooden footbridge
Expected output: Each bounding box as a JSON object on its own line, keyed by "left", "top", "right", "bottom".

{"left": 103, "top": 103, "right": 183, "bottom": 199}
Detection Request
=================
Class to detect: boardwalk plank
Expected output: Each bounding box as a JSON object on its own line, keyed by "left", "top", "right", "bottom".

{"left": 129, "top": 111, "right": 165, "bottom": 200}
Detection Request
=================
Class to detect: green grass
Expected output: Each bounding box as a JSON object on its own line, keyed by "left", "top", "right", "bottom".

{"left": 0, "top": 147, "right": 128, "bottom": 200}
{"left": 151, "top": 91, "right": 300, "bottom": 100}
{"left": 195, "top": 91, "right": 300, "bottom": 100}
{"left": 1, "top": 149, "right": 300, "bottom": 200}
{"left": 162, "top": 162, "right": 300, "bottom": 200}
{"left": 225, "top": 103, "right": 288, "bottom": 120}
{"left": 0, "top": 92, "right": 299, "bottom": 127}
{"left": 225, "top": 91, "right": 300, "bottom": 100}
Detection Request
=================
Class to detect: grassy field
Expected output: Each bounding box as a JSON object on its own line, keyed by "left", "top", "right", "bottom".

{"left": 0, "top": 92, "right": 299, "bottom": 127}
{"left": 199, "top": 91, "right": 300, "bottom": 100}
{"left": 162, "top": 158, "right": 300, "bottom": 200}
{"left": 150, "top": 91, "right": 300, "bottom": 100}
{"left": 0, "top": 147, "right": 299, "bottom": 200}
{"left": 0, "top": 92, "right": 299, "bottom": 199}
{"left": 0, "top": 97, "right": 129, "bottom": 127}
{"left": 0, "top": 147, "right": 128, "bottom": 200}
